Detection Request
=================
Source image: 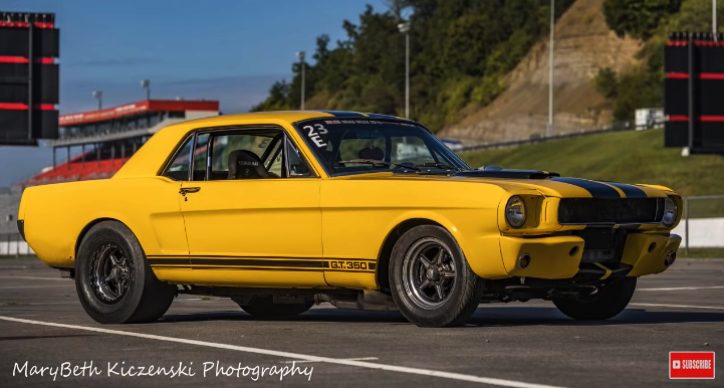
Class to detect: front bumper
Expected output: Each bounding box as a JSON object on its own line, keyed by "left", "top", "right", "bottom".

{"left": 499, "top": 233, "right": 681, "bottom": 280}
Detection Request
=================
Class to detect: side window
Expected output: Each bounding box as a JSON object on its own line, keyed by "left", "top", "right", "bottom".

{"left": 209, "top": 131, "right": 282, "bottom": 180}
{"left": 162, "top": 136, "right": 193, "bottom": 181}
{"left": 286, "top": 138, "right": 315, "bottom": 178}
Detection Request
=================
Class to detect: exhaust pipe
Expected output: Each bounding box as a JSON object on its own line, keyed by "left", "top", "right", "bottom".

{"left": 315, "top": 291, "right": 397, "bottom": 311}
{"left": 664, "top": 251, "right": 677, "bottom": 267}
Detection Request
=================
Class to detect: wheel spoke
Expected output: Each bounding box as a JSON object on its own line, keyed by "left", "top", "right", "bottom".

{"left": 435, "top": 284, "right": 445, "bottom": 301}
{"left": 104, "top": 274, "right": 115, "bottom": 283}
{"left": 442, "top": 270, "right": 455, "bottom": 279}
{"left": 109, "top": 253, "right": 119, "bottom": 266}
{"left": 433, "top": 248, "right": 444, "bottom": 265}
{"left": 418, "top": 255, "right": 434, "bottom": 269}
{"left": 419, "top": 279, "right": 431, "bottom": 291}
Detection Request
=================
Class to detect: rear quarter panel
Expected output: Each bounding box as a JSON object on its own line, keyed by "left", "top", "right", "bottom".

{"left": 22, "top": 177, "right": 187, "bottom": 268}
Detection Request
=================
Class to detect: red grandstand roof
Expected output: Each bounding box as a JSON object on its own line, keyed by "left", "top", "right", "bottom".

{"left": 59, "top": 100, "right": 219, "bottom": 126}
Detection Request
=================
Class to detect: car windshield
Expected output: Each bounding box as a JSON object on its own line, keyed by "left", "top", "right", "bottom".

{"left": 294, "top": 119, "right": 470, "bottom": 175}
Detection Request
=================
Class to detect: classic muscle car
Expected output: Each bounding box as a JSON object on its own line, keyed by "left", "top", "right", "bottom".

{"left": 18, "top": 111, "right": 682, "bottom": 327}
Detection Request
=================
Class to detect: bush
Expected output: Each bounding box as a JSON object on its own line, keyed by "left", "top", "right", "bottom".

{"left": 591, "top": 67, "right": 618, "bottom": 99}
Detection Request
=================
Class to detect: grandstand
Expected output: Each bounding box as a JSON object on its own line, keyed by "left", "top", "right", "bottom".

{"left": 15, "top": 99, "right": 219, "bottom": 187}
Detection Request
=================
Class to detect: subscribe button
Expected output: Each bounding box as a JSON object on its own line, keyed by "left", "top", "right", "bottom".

{"left": 670, "top": 352, "right": 715, "bottom": 379}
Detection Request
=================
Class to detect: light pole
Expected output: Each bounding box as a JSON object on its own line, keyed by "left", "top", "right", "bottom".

{"left": 92, "top": 90, "right": 103, "bottom": 110}
{"left": 296, "top": 51, "right": 305, "bottom": 110}
{"left": 715, "top": 0, "right": 718, "bottom": 41}
{"left": 141, "top": 79, "right": 150, "bottom": 100}
{"left": 547, "top": 0, "right": 555, "bottom": 138}
{"left": 398, "top": 21, "right": 411, "bottom": 119}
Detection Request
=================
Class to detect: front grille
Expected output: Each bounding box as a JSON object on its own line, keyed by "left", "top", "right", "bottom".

{"left": 576, "top": 229, "right": 628, "bottom": 264}
{"left": 558, "top": 198, "right": 665, "bottom": 224}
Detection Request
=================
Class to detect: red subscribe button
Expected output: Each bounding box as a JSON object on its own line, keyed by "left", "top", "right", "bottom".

{"left": 670, "top": 352, "right": 715, "bottom": 379}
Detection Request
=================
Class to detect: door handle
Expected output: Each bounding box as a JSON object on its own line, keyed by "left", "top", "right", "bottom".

{"left": 179, "top": 187, "right": 201, "bottom": 196}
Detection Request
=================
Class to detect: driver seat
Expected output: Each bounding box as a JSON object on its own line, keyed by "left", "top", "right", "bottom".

{"left": 227, "top": 150, "right": 270, "bottom": 179}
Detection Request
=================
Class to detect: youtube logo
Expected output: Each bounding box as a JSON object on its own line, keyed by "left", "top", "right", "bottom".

{"left": 670, "top": 352, "right": 715, "bottom": 379}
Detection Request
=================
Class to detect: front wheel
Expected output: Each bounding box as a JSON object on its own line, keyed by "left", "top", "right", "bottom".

{"left": 389, "top": 225, "right": 485, "bottom": 327}
{"left": 75, "top": 221, "right": 176, "bottom": 324}
{"left": 553, "top": 277, "right": 637, "bottom": 320}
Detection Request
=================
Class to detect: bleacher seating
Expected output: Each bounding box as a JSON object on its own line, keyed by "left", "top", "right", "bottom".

{"left": 18, "top": 154, "right": 130, "bottom": 187}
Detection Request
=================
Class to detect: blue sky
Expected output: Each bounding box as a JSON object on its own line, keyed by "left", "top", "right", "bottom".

{"left": 0, "top": 0, "right": 386, "bottom": 186}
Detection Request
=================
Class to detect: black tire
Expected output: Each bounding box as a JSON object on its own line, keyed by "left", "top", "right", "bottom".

{"left": 238, "top": 296, "right": 313, "bottom": 318}
{"left": 75, "top": 221, "right": 176, "bottom": 324}
{"left": 389, "top": 225, "right": 485, "bottom": 327}
{"left": 553, "top": 277, "right": 637, "bottom": 320}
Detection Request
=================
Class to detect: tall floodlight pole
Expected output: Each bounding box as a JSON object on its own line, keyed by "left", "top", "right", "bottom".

{"left": 715, "top": 0, "right": 718, "bottom": 40}
{"left": 92, "top": 90, "right": 103, "bottom": 110}
{"left": 141, "top": 79, "right": 150, "bottom": 100}
{"left": 297, "top": 51, "right": 306, "bottom": 110}
{"left": 398, "top": 21, "right": 411, "bottom": 119}
{"left": 547, "top": 0, "right": 555, "bottom": 137}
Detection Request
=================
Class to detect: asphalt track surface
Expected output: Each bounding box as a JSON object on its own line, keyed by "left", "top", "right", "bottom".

{"left": 1, "top": 257, "right": 722, "bottom": 388}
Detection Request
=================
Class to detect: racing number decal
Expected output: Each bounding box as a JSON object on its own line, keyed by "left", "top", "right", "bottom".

{"left": 304, "top": 124, "right": 328, "bottom": 148}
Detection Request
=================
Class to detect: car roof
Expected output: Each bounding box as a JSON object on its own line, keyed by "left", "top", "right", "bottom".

{"left": 114, "top": 110, "right": 410, "bottom": 179}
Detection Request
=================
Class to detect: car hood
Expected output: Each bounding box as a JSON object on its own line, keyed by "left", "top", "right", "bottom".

{"left": 336, "top": 170, "right": 671, "bottom": 199}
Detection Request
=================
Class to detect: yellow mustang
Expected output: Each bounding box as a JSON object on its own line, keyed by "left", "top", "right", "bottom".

{"left": 18, "top": 111, "right": 682, "bottom": 327}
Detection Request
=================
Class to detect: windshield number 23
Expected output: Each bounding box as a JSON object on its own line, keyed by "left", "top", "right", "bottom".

{"left": 304, "top": 124, "right": 328, "bottom": 148}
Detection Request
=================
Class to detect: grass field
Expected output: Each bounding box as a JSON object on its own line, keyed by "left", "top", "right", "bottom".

{"left": 460, "top": 128, "right": 724, "bottom": 218}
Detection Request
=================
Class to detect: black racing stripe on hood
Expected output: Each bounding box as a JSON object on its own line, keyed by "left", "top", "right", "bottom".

{"left": 601, "top": 182, "right": 648, "bottom": 198}
{"left": 551, "top": 177, "right": 621, "bottom": 199}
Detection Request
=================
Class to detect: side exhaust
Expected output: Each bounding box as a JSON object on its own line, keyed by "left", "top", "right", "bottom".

{"left": 664, "top": 251, "right": 677, "bottom": 267}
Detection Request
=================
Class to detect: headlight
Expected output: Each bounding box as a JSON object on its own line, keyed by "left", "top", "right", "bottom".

{"left": 505, "top": 196, "right": 527, "bottom": 228}
{"left": 662, "top": 197, "right": 678, "bottom": 227}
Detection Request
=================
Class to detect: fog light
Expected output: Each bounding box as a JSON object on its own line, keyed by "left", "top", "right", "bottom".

{"left": 664, "top": 251, "right": 677, "bottom": 267}
{"left": 516, "top": 254, "right": 531, "bottom": 270}
{"left": 569, "top": 246, "right": 579, "bottom": 256}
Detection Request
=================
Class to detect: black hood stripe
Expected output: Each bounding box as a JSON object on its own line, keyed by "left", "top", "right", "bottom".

{"left": 551, "top": 177, "right": 621, "bottom": 199}
{"left": 602, "top": 182, "right": 648, "bottom": 198}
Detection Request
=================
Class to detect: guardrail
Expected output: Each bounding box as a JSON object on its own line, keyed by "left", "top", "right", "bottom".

{"left": 456, "top": 119, "right": 660, "bottom": 153}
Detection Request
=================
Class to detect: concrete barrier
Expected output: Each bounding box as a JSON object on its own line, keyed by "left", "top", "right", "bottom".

{"left": 672, "top": 217, "right": 724, "bottom": 248}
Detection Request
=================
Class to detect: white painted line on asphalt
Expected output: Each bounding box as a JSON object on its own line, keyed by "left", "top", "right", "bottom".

{"left": 0, "top": 284, "right": 70, "bottom": 289}
{"left": 638, "top": 286, "right": 724, "bottom": 292}
{"left": 0, "top": 275, "right": 67, "bottom": 282}
{"left": 631, "top": 303, "right": 724, "bottom": 311}
{"left": 0, "top": 315, "right": 566, "bottom": 388}
{"left": 280, "top": 357, "right": 379, "bottom": 364}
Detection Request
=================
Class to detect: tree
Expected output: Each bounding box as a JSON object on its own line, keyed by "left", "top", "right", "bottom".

{"left": 603, "top": 0, "right": 683, "bottom": 40}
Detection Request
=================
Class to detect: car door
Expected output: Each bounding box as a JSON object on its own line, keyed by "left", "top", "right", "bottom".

{"left": 178, "top": 126, "right": 326, "bottom": 287}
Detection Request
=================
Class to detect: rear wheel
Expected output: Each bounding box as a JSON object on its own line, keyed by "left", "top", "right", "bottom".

{"left": 237, "top": 296, "right": 313, "bottom": 318}
{"left": 389, "top": 225, "right": 485, "bottom": 327}
{"left": 553, "top": 277, "right": 637, "bottom": 320}
{"left": 75, "top": 221, "right": 176, "bottom": 324}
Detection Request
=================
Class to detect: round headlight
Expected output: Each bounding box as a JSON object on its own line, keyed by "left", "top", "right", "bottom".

{"left": 505, "top": 196, "right": 527, "bottom": 228}
{"left": 662, "top": 197, "right": 678, "bottom": 227}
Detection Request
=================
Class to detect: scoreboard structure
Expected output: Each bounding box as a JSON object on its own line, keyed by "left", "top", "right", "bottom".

{"left": 664, "top": 32, "right": 724, "bottom": 154}
{"left": 0, "top": 11, "right": 59, "bottom": 146}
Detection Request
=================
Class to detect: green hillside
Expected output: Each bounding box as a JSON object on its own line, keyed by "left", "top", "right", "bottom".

{"left": 460, "top": 128, "right": 724, "bottom": 199}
